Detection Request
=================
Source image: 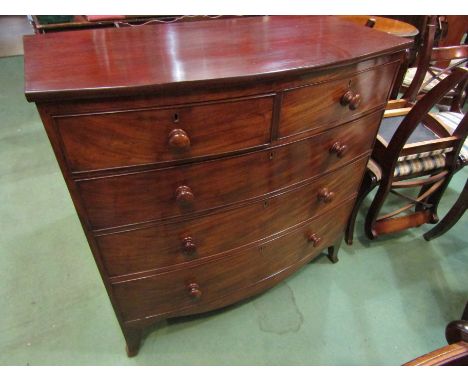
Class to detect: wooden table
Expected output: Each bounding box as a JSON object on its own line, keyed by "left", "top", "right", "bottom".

{"left": 338, "top": 16, "right": 419, "bottom": 38}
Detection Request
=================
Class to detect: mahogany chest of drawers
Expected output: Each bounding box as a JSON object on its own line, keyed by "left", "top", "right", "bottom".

{"left": 23, "top": 16, "right": 411, "bottom": 356}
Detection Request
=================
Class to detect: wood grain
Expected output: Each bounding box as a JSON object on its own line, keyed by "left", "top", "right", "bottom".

{"left": 24, "top": 16, "right": 407, "bottom": 355}
{"left": 78, "top": 111, "right": 383, "bottom": 230}
{"left": 112, "top": 199, "right": 355, "bottom": 323}
{"left": 56, "top": 95, "right": 274, "bottom": 172}
{"left": 96, "top": 157, "right": 367, "bottom": 278}
{"left": 23, "top": 16, "right": 411, "bottom": 102}
{"left": 280, "top": 61, "right": 399, "bottom": 138}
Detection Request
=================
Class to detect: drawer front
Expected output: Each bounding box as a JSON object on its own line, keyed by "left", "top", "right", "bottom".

{"left": 112, "top": 199, "right": 354, "bottom": 322}
{"left": 56, "top": 95, "right": 274, "bottom": 172}
{"left": 78, "top": 111, "right": 382, "bottom": 230}
{"left": 97, "top": 157, "right": 367, "bottom": 277}
{"left": 279, "top": 61, "right": 398, "bottom": 138}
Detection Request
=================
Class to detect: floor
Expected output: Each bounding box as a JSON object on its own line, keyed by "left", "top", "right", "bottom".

{"left": 1, "top": 52, "right": 467, "bottom": 365}
{"left": 0, "top": 16, "right": 33, "bottom": 57}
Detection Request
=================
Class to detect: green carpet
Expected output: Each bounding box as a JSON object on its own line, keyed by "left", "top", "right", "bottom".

{"left": 0, "top": 55, "right": 467, "bottom": 365}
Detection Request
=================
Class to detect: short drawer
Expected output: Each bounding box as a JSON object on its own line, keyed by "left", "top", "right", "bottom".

{"left": 55, "top": 95, "right": 274, "bottom": 172}
{"left": 279, "top": 61, "right": 399, "bottom": 138}
{"left": 111, "top": 199, "right": 354, "bottom": 322}
{"left": 97, "top": 157, "right": 367, "bottom": 277}
{"left": 78, "top": 110, "right": 382, "bottom": 230}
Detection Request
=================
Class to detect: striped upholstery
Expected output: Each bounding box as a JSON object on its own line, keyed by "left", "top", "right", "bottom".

{"left": 402, "top": 67, "right": 449, "bottom": 93}
{"left": 397, "top": 148, "right": 453, "bottom": 162}
{"left": 432, "top": 112, "right": 468, "bottom": 160}
{"left": 368, "top": 111, "right": 467, "bottom": 179}
{"left": 402, "top": 58, "right": 465, "bottom": 93}
{"left": 368, "top": 154, "right": 447, "bottom": 181}
{"left": 394, "top": 154, "right": 446, "bottom": 177}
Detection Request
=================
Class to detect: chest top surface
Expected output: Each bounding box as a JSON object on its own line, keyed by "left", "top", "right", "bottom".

{"left": 23, "top": 16, "right": 411, "bottom": 102}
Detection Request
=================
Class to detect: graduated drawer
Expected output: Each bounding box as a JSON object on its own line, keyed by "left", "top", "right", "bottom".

{"left": 279, "top": 61, "right": 399, "bottom": 138}
{"left": 112, "top": 199, "right": 354, "bottom": 322}
{"left": 55, "top": 95, "right": 274, "bottom": 172}
{"left": 97, "top": 157, "right": 367, "bottom": 277}
{"left": 78, "top": 110, "right": 382, "bottom": 230}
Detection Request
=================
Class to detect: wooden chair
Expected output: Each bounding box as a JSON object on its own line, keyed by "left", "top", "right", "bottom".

{"left": 404, "top": 302, "right": 468, "bottom": 366}
{"left": 345, "top": 67, "right": 468, "bottom": 243}
{"left": 399, "top": 17, "right": 468, "bottom": 108}
{"left": 389, "top": 15, "right": 433, "bottom": 100}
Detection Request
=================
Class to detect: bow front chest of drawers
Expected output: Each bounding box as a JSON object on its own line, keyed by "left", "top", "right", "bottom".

{"left": 24, "top": 16, "right": 411, "bottom": 356}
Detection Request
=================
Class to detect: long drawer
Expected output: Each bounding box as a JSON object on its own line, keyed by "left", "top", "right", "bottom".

{"left": 279, "top": 61, "right": 398, "bottom": 138}
{"left": 55, "top": 95, "right": 274, "bottom": 173}
{"left": 112, "top": 199, "right": 354, "bottom": 322}
{"left": 97, "top": 157, "right": 367, "bottom": 277}
{"left": 78, "top": 111, "right": 382, "bottom": 230}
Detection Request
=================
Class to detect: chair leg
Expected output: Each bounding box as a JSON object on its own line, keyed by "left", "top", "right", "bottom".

{"left": 424, "top": 179, "right": 468, "bottom": 241}
{"left": 365, "top": 180, "right": 392, "bottom": 240}
{"left": 345, "top": 170, "right": 378, "bottom": 245}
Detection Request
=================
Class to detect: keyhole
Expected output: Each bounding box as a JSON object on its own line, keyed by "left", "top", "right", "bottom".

{"left": 173, "top": 113, "right": 179, "bottom": 123}
{"left": 348, "top": 80, "right": 352, "bottom": 89}
{"left": 263, "top": 200, "right": 269, "bottom": 208}
{"left": 269, "top": 152, "right": 274, "bottom": 160}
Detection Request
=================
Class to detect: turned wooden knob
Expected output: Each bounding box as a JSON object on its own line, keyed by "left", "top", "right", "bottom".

{"left": 182, "top": 236, "right": 196, "bottom": 255}
{"left": 341, "top": 90, "right": 354, "bottom": 106}
{"left": 168, "top": 128, "right": 190, "bottom": 149}
{"left": 329, "top": 141, "right": 348, "bottom": 158}
{"left": 317, "top": 187, "right": 335, "bottom": 203}
{"left": 340, "top": 90, "right": 361, "bottom": 110}
{"left": 308, "top": 233, "right": 322, "bottom": 247}
{"left": 349, "top": 93, "right": 361, "bottom": 110}
{"left": 175, "top": 185, "right": 194, "bottom": 205}
{"left": 187, "top": 282, "right": 202, "bottom": 300}
{"left": 365, "top": 18, "right": 376, "bottom": 28}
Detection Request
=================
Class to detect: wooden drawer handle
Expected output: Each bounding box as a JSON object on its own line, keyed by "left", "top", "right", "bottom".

{"left": 187, "top": 282, "right": 202, "bottom": 300}
{"left": 340, "top": 90, "right": 361, "bottom": 110}
{"left": 329, "top": 141, "right": 347, "bottom": 158}
{"left": 182, "top": 236, "right": 196, "bottom": 255}
{"left": 349, "top": 93, "right": 361, "bottom": 110}
{"left": 317, "top": 187, "right": 335, "bottom": 203}
{"left": 308, "top": 233, "right": 322, "bottom": 247}
{"left": 168, "top": 128, "right": 191, "bottom": 149}
{"left": 175, "top": 185, "right": 194, "bottom": 205}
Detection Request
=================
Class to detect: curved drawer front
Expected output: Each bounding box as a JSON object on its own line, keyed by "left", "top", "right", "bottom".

{"left": 97, "top": 157, "right": 367, "bottom": 277}
{"left": 112, "top": 199, "right": 354, "bottom": 322}
{"left": 55, "top": 95, "right": 274, "bottom": 172}
{"left": 78, "top": 110, "right": 382, "bottom": 230}
{"left": 279, "top": 61, "right": 398, "bottom": 138}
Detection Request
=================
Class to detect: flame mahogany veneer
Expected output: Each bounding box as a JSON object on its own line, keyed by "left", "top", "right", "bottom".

{"left": 24, "top": 16, "right": 411, "bottom": 356}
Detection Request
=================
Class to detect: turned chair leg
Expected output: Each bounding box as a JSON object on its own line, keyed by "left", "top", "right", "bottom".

{"left": 365, "top": 180, "right": 391, "bottom": 240}
{"left": 345, "top": 170, "right": 378, "bottom": 245}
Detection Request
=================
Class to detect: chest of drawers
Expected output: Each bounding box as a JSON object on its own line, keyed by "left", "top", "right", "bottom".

{"left": 24, "top": 16, "right": 411, "bottom": 356}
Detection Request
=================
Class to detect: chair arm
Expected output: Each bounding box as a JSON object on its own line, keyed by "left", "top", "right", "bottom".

{"left": 403, "top": 342, "right": 468, "bottom": 366}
